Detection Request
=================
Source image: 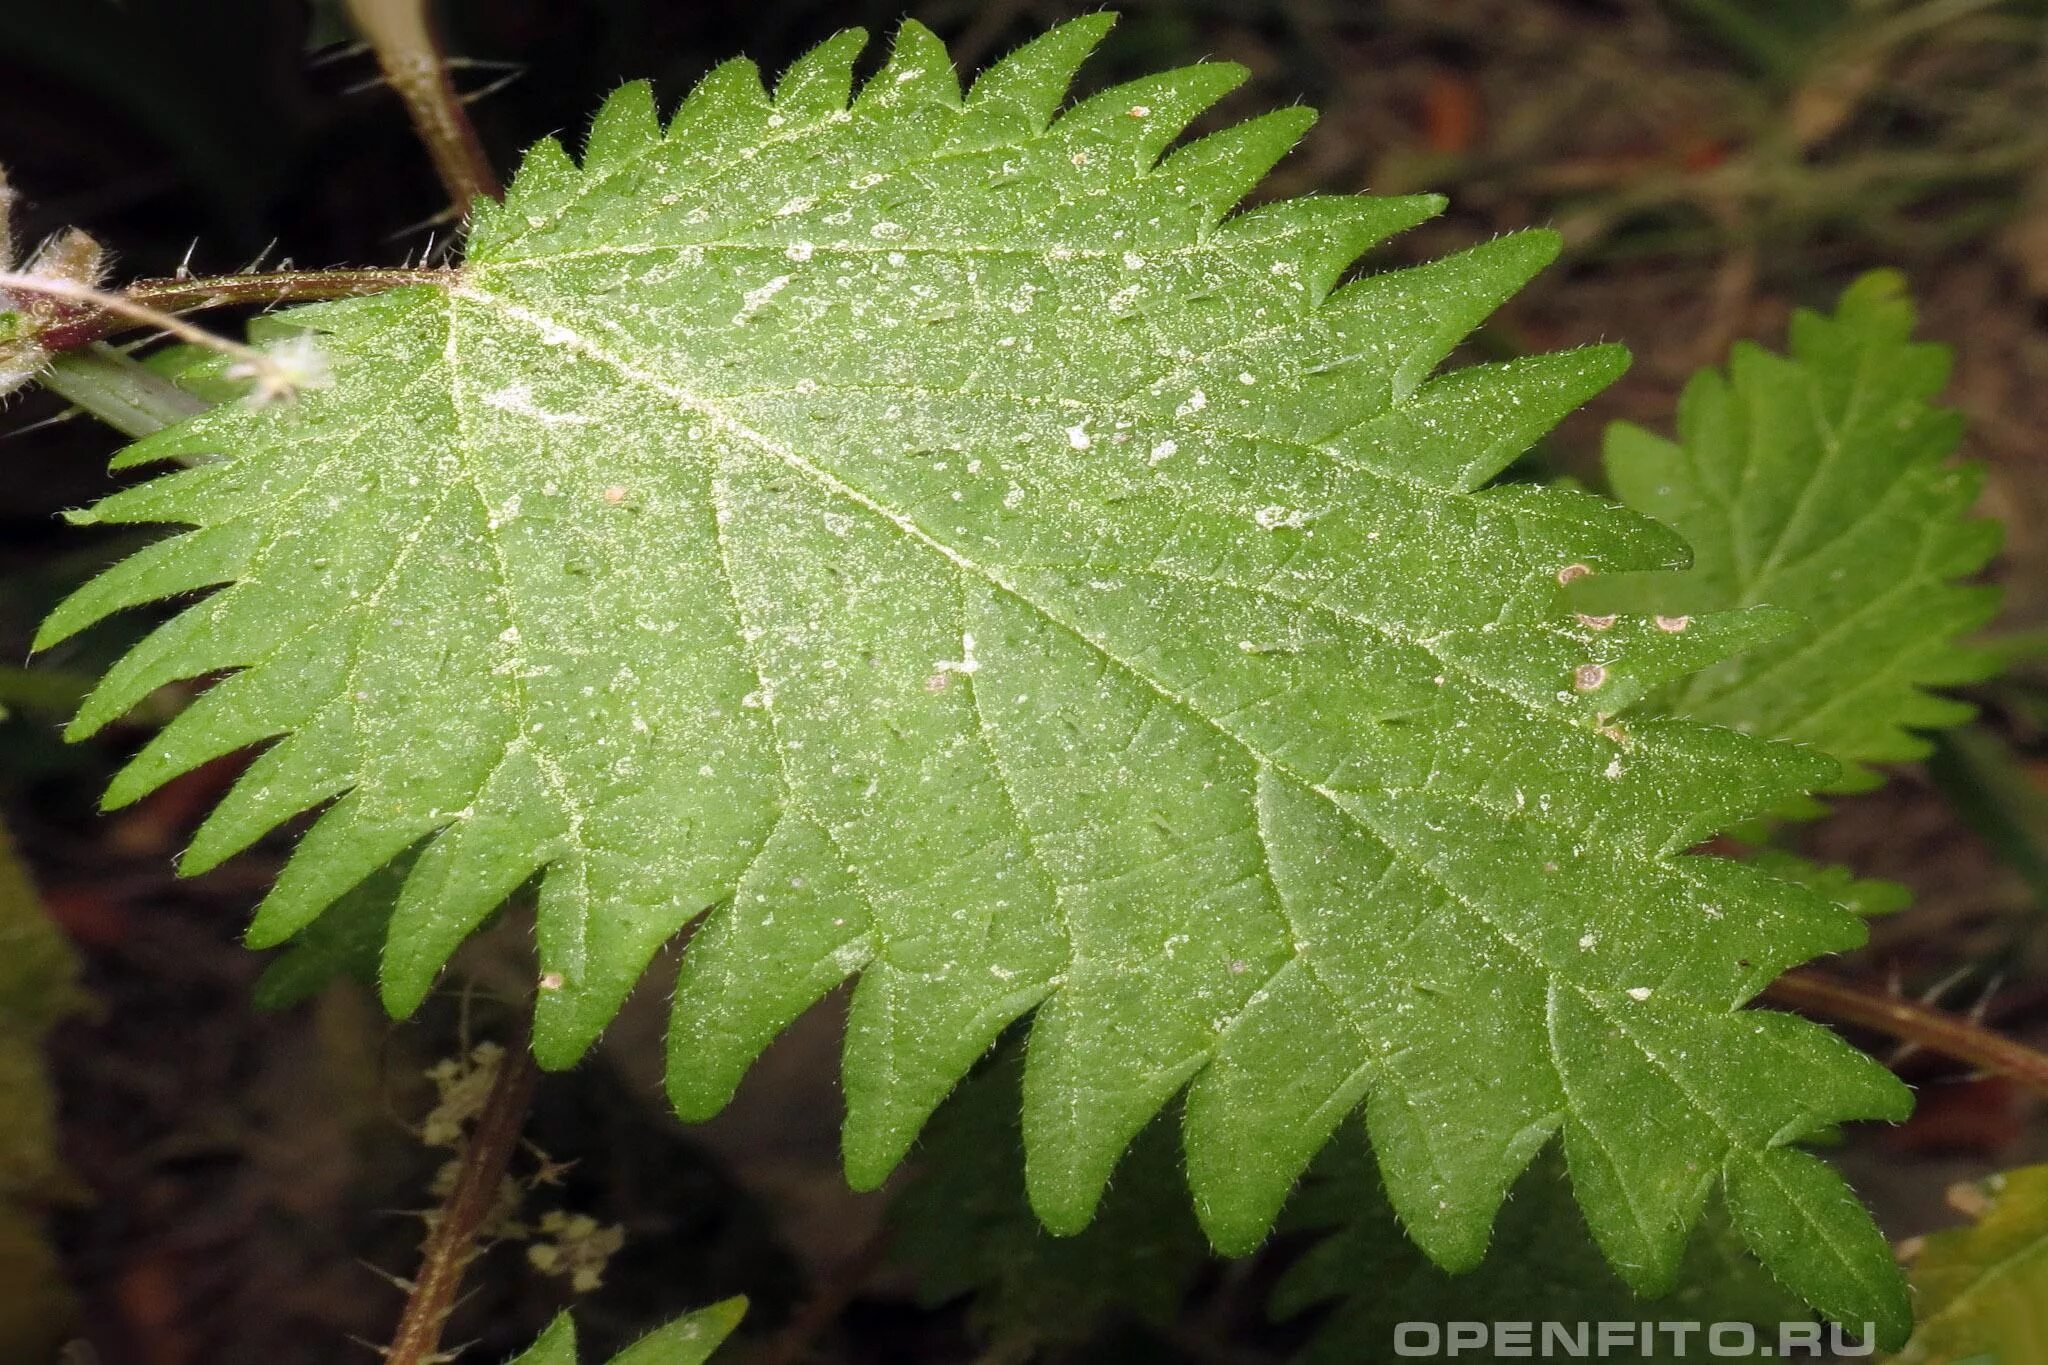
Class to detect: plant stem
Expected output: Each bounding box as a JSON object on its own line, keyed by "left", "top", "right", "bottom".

{"left": 387, "top": 1034, "right": 542, "bottom": 1365}
{"left": 346, "top": 0, "right": 503, "bottom": 212}
{"left": 3, "top": 270, "right": 285, "bottom": 375}
{"left": 32, "top": 268, "right": 454, "bottom": 353}
{"left": 1764, "top": 966, "right": 2048, "bottom": 1099}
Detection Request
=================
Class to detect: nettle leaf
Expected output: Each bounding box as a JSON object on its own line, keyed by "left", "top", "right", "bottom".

{"left": 1894, "top": 1166, "right": 2048, "bottom": 1365}
{"left": 510, "top": 1298, "right": 745, "bottom": 1365}
{"left": 250, "top": 848, "right": 408, "bottom": 1008}
{"left": 1602, "top": 272, "right": 2001, "bottom": 791}
{"left": 38, "top": 19, "right": 1914, "bottom": 1338}
{"left": 1745, "top": 850, "right": 1909, "bottom": 919}
{"left": 1273, "top": 1127, "right": 1810, "bottom": 1365}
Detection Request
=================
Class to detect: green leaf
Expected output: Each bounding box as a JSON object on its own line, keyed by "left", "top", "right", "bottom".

{"left": 890, "top": 1047, "right": 1209, "bottom": 1350}
{"left": 509, "top": 1298, "right": 746, "bottom": 1365}
{"left": 1746, "top": 849, "right": 1910, "bottom": 918}
{"left": 37, "top": 19, "right": 1912, "bottom": 1336}
{"left": 40, "top": 343, "right": 212, "bottom": 440}
{"left": 1893, "top": 1166, "right": 2048, "bottom": 1365}
{"left": 1273, "top": 1128, "right": 1814, "bottom": 1364}
{"left": 1601, "top": 271, "right": 2001, "bottom": 791}
{"left": 251, "top": 848, "right": 409, "bottom": 1008}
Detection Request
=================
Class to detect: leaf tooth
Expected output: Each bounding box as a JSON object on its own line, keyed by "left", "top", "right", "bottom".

{"left": 1826, "top": 264, "right": 1913, "bottom": 330}
{"left": 1950, "top": 579, "right": 2005, "bottom": 633}
{"left": 1219, "top": 194, "right": 1445, "bottom": 303}
{"left": 36, "top": 523, "right": 253, "bottom": 654}
{"left": 381, "top": 743, "right": 567, "bottom": 1018}
{"left": 1053, "top": 63, "right": 1252, "bottom": 172}
{"left": 533, "top": 864, "right": 726, "bottom": 1071}
{"left": 244, "top": 790, "right": 439, "bottom": 949}
{"left": 1662, "top": 848, "right": 1871, "bottom": 996}
{"left": 1335, "top": 347, "right": 1631, "bottom": 492}
{"left": 511, "top": 1314, "right": 575, "bottom": 1365}
{"left": 65, "top": 599, "right": 256, "bottom": 739}
{"left": 1181, "top": 771, "right": 1398, "bottom": 1253}
{"left": 101, "top": 650, "right": 329, "bottom": 810}
{"left": 1892, "top": 690, "right": 1979, "bottom": 737}
{"left": 1725, "top": 1147, "right": 1911, "bottom": 1349}
{"left": 1614, "top": 725, "right": 1836, "bottom": 855}
{"left": 607, "top": 1297, "right": 749, "bottom": 1365}
{"left": 1916, "top": 636, "right": 2001, "bottom": 688}
{"left": 1791, "top": 269, "right": 1941, "bottom": 400}
{"left": 1154, "top": 106, "right": 1317, "bottom": 226}
{"left": 1365, "top": 1072, "right": 1560, "bottom": 1274}
{"left": 1933, "top": 516, "right": 2002, "bottom": 582}
{"left": 670, "top": 56, "right": 772, "bottom": 142}
{"left": 80, "top": 461, "right": 233, "bottom": 527}
{"left": 1552, "top": 991, "right": 1725, "bottom": 1295}
{"left": 845, "top": 958, "right": 1063, "bottom": 1194}
{"left": 1750, "top": 1007, "right": 1915, "bottom": 1132}
{"left": 773, "top": 28, "right": 868, "bottom": 120}
{"left": 853, "top": 21, "right": 960, "bottom": 112}
{"left": 535, "top": 816, "right": 785, "bottom": 1071}
{"left": 1911, "top": 406, "right": 1969, "bottom": 468}
{"left": 1331, "top": 229, "right": 1563, "bottom": 404}
{"left": 181, "top": 703, "right": 355, "bottom": 875}
{"left": 581, "top": 79, "right": 661, "bottom": 171}
{"left": 110, "top": 418, "right": 229, "bottom": 471}
{"left": 529, "top": 864, "right": 597, "bottom": 1065}
{"left": 666, "top": 812, "right": 874, "bottom": 1121}
{"left": 500, "top": 135, "right": 580, "bottom": 228}
{"left": 963, "top": 12, "right": 1117, "bottom": 131}
{"left": 1184, "top": 958, "right": 1372, "bottom": 1256}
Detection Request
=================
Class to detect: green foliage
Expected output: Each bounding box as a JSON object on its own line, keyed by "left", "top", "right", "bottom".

{"left": 37, "top": 18, "right": 1917, "bottom": 1337}
{"left": 1746, "top": 849, "right": 1909, "bottom": 918}
{"left": 1602, "top": 271, "right": 2000, "bottom": 791}
{"left": 890, "top": 1048, "right": 1208, "bottom": 1350}
{"left": 1893, "top": 1166, "right": 2048, "bottom": 1365}
{"left": 0, "top": 826, "right": 84, "bottom": 1360}
{"left": 508, "top": 1298, "right": 745, "bottom": 1365}
{"left": 251, "top": 849, "right": 406, "bottom": 1008}
{"left": 1273, "top": 1128, "right": 1809, "bottom": 1364}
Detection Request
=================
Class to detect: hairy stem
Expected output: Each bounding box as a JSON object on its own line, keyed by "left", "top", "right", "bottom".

{"left": 1765, "top": 966, "right": 2048, "bottom": 1099}
{"left": 346, "top": 0, "right": 503, "bottom": 212}
{"left": 387, "top": 1035, "right": 542, "bottom": 1365}
{"left": 1, "top": 269, "right": 325, "bottom": 405}
{"left": 32, "top": 268, "right": 454, "bottom": 353}
{"left": 4, "top": 271, "right": 273, "bottom": 364}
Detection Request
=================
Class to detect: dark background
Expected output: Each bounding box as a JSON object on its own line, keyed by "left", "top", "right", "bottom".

{"left": 3, "top": 1, "right": 2046, "bottom": 1361}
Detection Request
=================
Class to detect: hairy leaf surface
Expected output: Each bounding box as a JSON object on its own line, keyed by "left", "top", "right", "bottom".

{"left": 1603, "top": 272, "right": 2000, "bottom": 790}
{"left": 39, "top": 19, "right": 1912, "bottom": 1333}
{"left": 510, "top": 1299, "right": 744, "bottom": 1365}
{"left": 1746, "top": 849, "right": 1909, "bottom": 919}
